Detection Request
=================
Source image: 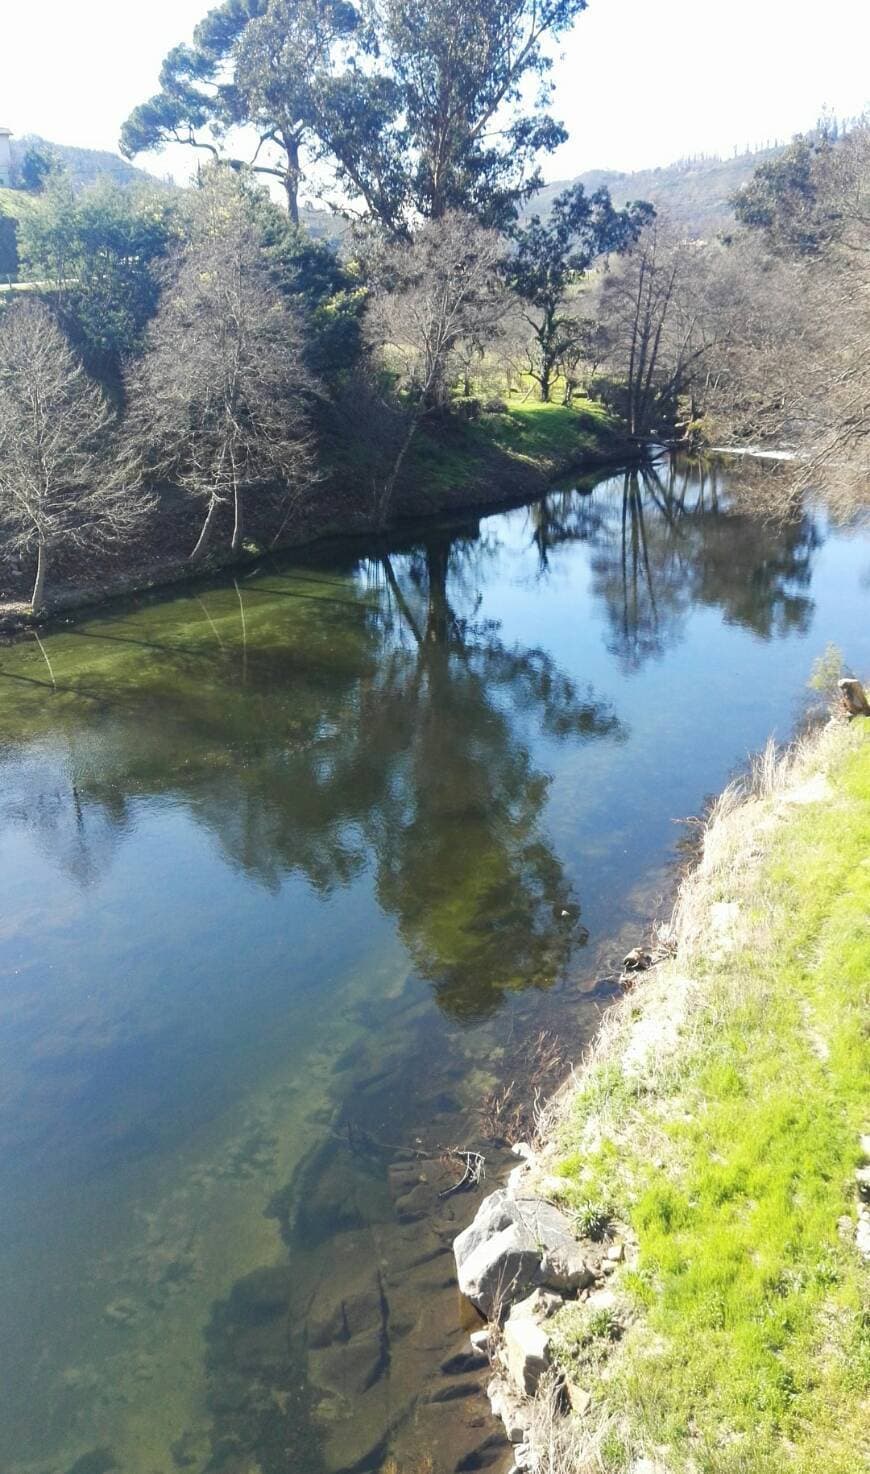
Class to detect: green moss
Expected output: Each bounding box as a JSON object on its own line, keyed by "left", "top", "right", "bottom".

{"left": 552, "top": 725, "right": 870, "bottom": 1473}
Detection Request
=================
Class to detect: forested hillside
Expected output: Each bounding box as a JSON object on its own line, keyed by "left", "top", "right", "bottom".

{"left": 533, "top": 146, "right": 786, "bottom": 235}
{"left": 5, "top": 132, "right": 782, "bottom": 235}
{"left": 9, "top": 135, "right": 161, "bottom": 191}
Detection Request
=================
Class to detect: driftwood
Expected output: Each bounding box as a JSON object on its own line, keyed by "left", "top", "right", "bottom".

{"left": 838, "top": 678, "right": 870, "bottom": 718}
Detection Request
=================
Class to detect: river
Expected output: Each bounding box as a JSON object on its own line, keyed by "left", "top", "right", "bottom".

{"left": 0, "top": 457, "right": 868, "bottom": 1474}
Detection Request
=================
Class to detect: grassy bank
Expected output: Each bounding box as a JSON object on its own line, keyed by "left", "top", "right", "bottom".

{"left": 327, "top": 395, "right": 625, "bottom": 508}
{"left": 0, "top": 396, "right": 628, "bottom": 633}
{"left": 534, "top": 716, "right": 870, "bottom": 1474}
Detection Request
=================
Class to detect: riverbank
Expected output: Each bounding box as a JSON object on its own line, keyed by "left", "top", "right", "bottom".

{"left": 455, "top": 711, "right": 869, "bottom": 1474}
{"left": 0, "top": 398, "right": 631, "bottom": 635}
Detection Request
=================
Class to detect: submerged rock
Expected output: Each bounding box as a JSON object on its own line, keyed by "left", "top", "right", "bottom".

{"left": 622, "top": 946, "right": 653, "bottom": 972}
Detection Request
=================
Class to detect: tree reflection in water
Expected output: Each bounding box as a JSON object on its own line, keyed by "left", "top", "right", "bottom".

{"left": 529, "top": 457, "right": 820, "bottom": 670}
{"left": 0, "top": 520, "right": 626, "bottom": 1021}
{"left": 0, "top": 458, "right": 822, "bottom": 1020}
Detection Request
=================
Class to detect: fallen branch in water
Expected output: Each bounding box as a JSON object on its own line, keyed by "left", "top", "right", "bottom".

{"left": 439, "top": 1150, "right": 486, "bottom": 1198}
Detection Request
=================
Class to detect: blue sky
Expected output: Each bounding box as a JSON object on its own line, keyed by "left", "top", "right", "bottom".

{"left": 2, "top": 0, "right": 868, "bottom": 188}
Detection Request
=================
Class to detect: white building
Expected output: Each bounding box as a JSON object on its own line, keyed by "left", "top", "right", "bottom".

{"left": 0, "top": 127, "right": 11, "bottom": 187}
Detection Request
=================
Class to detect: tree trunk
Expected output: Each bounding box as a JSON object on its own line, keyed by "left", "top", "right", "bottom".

{"left": 231, "top": 482, "right": 244, "bottom": 556}
{"left": 284, "top": 138, "right": 301, "bottom": 227}
{"left": 31, "top": 540, "right": 47, "bottom": 614}
{"left": 190, "top": 497, "right": 220, "bottom": 563}
{"left": 540, "top": 366, "right": 552, "bottom": 403}
{"left": 424, "top": 536, "right": 452, "bottom": 646}
{"left": 838, "top": 678, "right": 870, "bottom": 717}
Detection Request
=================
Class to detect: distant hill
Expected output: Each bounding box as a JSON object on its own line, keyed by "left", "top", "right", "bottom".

{"left": 294, "top": 146, "right": 786, "bottom": 242}
{"left": 4, "top": 131, "right": 781, "bottom": 236}
{"left": 527, "top": 145, "right": 786, "bottom": 236}
{"left": 9, "top": 134, "right": 165, "bottom": 191}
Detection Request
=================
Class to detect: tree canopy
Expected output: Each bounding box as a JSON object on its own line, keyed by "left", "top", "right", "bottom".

{"left": 121, "top": 0, "right": 590, "bottom": 231}
{"left": 507, "top": 183, "right": 653, "bottom": 401}
{"left": 17, "top": 174, "right": 182, "bottom": 376}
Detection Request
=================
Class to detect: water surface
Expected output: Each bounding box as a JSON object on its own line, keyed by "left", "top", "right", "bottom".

{"left": 1, "top": 458, "right": 868, "bottom": 1474}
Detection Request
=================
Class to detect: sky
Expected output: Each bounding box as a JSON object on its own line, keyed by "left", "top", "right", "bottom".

{"left": 1, "top": 0, "right": 868, "bottom": 190}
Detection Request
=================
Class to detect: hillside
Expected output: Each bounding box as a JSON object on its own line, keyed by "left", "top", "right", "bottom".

{"left": 9, "top": 134, "right": 163, "bottom": 191}
{"left": 2, "top": 129, "right": 785, "bottom": 251}
{"left": 293, "top": 147, "right": 784, "bottom": 242}
{"left": 529, "top": 144, "right": 785, "bottom": 235}
{"left": 4, "top": 129, "right": 780, "bottom": 236}
{"left": 295, "top": 146, "right": 785, "bottom": 241}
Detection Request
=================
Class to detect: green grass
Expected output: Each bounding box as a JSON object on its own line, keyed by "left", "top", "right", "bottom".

{"left": 474, "top": 397, "right": 617, "bottom": 462}
{"left": 405, "top": 398, "right": 622, "bottom": 498}
{"left": 551, "top": 724, "right": 870, "bottom": 1473}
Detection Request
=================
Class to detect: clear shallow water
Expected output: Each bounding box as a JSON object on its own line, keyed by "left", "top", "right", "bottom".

{"left": 0, "top": 459, "right": 868, "bottom": 1474}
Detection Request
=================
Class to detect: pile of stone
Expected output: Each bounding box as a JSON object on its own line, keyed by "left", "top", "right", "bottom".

{"left": 452, "top": 1148, "right": 628, "bottom": 1472}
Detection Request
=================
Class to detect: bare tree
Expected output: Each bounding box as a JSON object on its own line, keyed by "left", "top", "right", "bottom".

{"left": 123, "top": 178, "right": 315, "bottom": 562}
{"left": 597, "top": 219, "right": 733, "bottom": 438}
{"left": 366, "top": 212, "right": 508, "bottom": 409}
{"left": 364, "top": 211, "right": 507, "bottom": 521}
{"left": 713, "top": 122, "right": 870, "bottom": 514}
{"left": 0, "top": 299, "right": 147, "bottom": 613}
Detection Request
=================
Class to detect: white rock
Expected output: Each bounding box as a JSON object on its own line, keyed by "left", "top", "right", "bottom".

{"left": 469, "top": 1328, "right": 490, "bottom": 1353}
{"left": 454, "top": 1189, "right": 592, "bottom": 1313}
{"left": 539, "top": 1243, "right": 593, "bottom": 1293}
{"left": 506, "top": 1163, "right": 529, "bottom": 1194}
{"left": 567, "top": 1382, "right": 593, "bottom": 1415}
{"left": 488, "top": 1378, "right": 528, "bottom": 1443}
{"left": 456, "top": 1222, "right": 542, "bottom": 1318}
{"left": 606, "top": 1242, "right": 625, "bottom": 1262}
{"left": 504, "top": 1290, "right": 553, "bottom": 1395}
{"left": 587, "top": 1288, "right": 618, "bottom": 1313}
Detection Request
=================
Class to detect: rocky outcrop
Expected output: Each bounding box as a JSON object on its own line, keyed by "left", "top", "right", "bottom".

{"left": 452, "top": 1145, "right": 629, "bottom": 1471}
{"left": 453, "top": 1189, "right": 594, "bottom": 1317}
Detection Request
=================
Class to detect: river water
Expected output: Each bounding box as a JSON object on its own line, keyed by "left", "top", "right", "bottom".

{"left": 1, "top": 459, "right": 868, "bottom": 1474}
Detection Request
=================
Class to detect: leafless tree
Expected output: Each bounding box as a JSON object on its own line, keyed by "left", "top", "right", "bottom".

{"left": 709, "top": 122, "right": 870, "bottom": 515}
{"left": 364, "top": 211, "right": 508, "bottom": 521}
{"left": 596, "top": 221, "right": 724, "bottom": 437}
{"left": 0, "top": 298, "right": 148, "bottom": 613}
{"left": 366, "top": 212, "right": 508, "bottom": 408}
{"left": 122, "top": 178, "right": 316, "bottom": 562}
